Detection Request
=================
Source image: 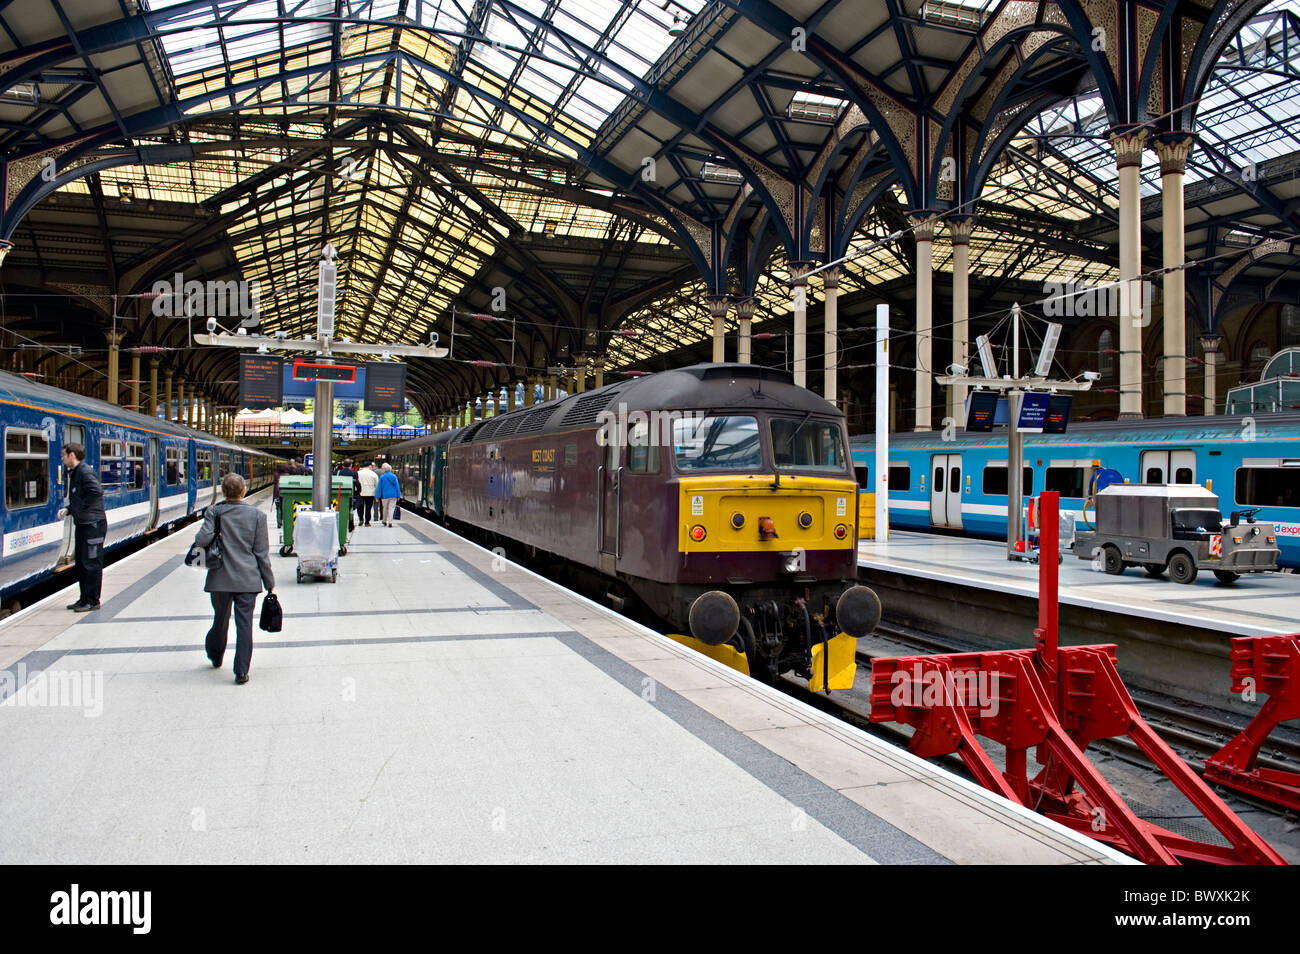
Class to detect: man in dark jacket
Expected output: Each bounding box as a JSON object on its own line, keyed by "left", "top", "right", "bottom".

{"left": 59, "top": 443, "right": 106, "bottom": 612}
{"left": 336, "top": 459, "right": 360, "bottom": 532}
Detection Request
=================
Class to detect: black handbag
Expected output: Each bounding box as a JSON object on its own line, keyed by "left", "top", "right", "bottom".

{"left": 185, "top": 508, "right": 224, "bottom": 570}
{"left": 259, "top": 592, "right": 283, "bottom": 632}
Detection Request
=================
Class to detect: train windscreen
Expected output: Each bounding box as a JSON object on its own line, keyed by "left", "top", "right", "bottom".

{"left": 770, "top": 418, "right": 847, "bottom": 473}
{"left": 672, "top": 415, "right": 761, "bottom": 472}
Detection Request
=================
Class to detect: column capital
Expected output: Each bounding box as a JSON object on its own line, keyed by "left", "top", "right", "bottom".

{"left": 908, "top": 213, "right": 939, "bottom": 242}
{"left": 705, "top": 294, "right": 730, "bottom": 318}
{"left": 1153, "top": 132, "right": 1195, "bottom": 176}
{"left": 106, "top": 331, "right": 124, "bottom": 347}
{"left": 821, "top": 268, "right": 841, "bottom": 291}
{"left": 947, "top": 215, "right": 976, "bottom": 245}
{"left": 734, "top": 296, "right": 758, "bottom": 320}
{"left": 1109, "top": 127, "right": 1150, "bottom": 168}
{"left": 787, "top": 261, "right": 815, "bottom": 285}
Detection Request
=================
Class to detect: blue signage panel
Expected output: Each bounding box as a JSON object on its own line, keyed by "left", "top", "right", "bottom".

{"left": 1017, "top": 392, "right": 1051, "bottom": 433}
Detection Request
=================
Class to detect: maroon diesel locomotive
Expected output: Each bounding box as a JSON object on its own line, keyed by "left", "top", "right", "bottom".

{"left": 390, "top": 364, "right": 879, "bottom": 685}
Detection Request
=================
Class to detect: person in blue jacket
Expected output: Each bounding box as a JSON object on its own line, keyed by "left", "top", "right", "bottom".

{"left": 376, "top": 462, "right": 401, "bottom": 527}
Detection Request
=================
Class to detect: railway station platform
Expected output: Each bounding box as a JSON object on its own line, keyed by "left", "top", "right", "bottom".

{"left": 858, "top": 531, "right": 1300, "bottom": 712}
{"left": 0, "top": 510, "right": 1129, "bottom": 865}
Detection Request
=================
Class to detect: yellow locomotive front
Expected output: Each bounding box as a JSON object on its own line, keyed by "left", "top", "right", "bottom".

{"left": 660, "top": 410, "right": 879, "bottom": 687}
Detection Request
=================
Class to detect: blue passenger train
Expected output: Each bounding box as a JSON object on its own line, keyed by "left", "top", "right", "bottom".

{"left": 0, "top": 369, "right": 276, "bottom": 601}
{"left": 849, "top": 412, "right": 1300, "bottom": 569}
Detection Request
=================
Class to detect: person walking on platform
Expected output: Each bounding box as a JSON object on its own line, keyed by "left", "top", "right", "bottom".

{"left": 376, "top": 463, "right": 401, "bottom": 527}
{"left": 59, "top": 443, "right": 106, "bottom": 613}
{"left": 357, "top": 461, "right": 378, "bottom": 527}
{"left": 194, "top": 473, "right": 275, "bottom": 685}
{"left": 271, "top": 461, "right": 290, "bottom": 528}
{"left": 336, "top": 458, "right": 359, "bottom": 533}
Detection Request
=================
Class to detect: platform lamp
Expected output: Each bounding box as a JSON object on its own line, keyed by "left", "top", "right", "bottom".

{"left": 1199, "top": 332, "right": 1224, "bottom": 416}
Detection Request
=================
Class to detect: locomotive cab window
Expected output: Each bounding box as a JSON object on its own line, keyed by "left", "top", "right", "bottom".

{"left": 626, "top": 417, "right": 659, "bottom": 474}
{"left": 5, "top": 428, "right": 50, "bottom": 510}
{"left": 672, "top": 415, "right": 760, "bottom": 472}
{"left": 770, "top": 418, "right": 847, "bottom": 473}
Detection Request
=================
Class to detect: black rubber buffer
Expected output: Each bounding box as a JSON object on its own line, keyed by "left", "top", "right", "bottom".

{"left": 836, "top": 585, "right": 881, "bottom": 638}
{"left": 688, "top": 591, "right": 740, "bottom": 646}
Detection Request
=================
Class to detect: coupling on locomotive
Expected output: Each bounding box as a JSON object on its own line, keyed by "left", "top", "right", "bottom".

{"left": 390, "top": 363, "right": 880, "bottom": 687}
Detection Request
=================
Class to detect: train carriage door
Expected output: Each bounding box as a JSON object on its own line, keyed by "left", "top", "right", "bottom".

{"left": 599, "top": 433, "right": 621, "bottom": 571}
{"left": 147, "top": 438, "right": 160, "bottom": 529}
{"left": 929, "top": 454, "right": 963, "bottom": 529}
{"left": 1141, "top": 449, "right": 1197, "bottom": 485}
{"left": 56, "top": 424, "right": 85, "bottom": 566}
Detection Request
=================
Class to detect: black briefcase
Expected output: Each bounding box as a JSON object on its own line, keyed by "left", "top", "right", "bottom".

{"left": 259, "top": 592, "right": 283, "bottom": 632}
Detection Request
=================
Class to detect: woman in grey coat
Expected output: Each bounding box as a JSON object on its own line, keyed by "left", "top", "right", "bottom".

{"left": 194, "top": 472, "right": 275, "bottom": 684}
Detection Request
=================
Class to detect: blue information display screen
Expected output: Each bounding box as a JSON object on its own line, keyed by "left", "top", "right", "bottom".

{"left": 1017, "top": 392, "right": 1051, "bottom": 433}
{"left": 1044, "top": 394, "right": 1072, "bottom": 434}
{"left": 965, "top": 390, "right": 999, "bottom": 432}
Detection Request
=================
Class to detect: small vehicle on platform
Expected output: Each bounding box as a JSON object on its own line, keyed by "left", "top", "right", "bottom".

{"left": 1072, "top": 484, "right": 1280, "bottom": 584}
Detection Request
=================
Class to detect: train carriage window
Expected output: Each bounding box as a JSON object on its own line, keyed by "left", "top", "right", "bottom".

{"left": 983, "top": 465, "right": 1035, "bottom": 496}
{"left": 933, "top": 466, "right": 944, "bottom": 493}
{"left": 564, "top": 444, "right": 577, "bottom": 467}
{"left": 218, "top": 453, "right": 230, "bottom": 479}
{"left": 196, "top": 450, "right": 213, "bottom": 483}
{"left": 4, "top": 428, "right": 50, "bottom": 510}
{"left": 854, "top": 466, "right": 869, "bottom": 488}
{"left": 127, "top": 442, "right": 145, "bottom": 490}
{"left": 1045, "top": 467, "right": 1086, "bottom": 498}
{"left": 1175, "top": 467, "right": 1194, "bottom": 484}
{"left": 165, "top": 447, "right": 185, "bottom": 485}
{"left": 99, "top": 440, "right": 123, "bottom": 489}
{"left": 888, "top": 466, "right": 911, "bottom": 492}
{"left": 1236, "top": 466, "right": 1300, "bottom": 508}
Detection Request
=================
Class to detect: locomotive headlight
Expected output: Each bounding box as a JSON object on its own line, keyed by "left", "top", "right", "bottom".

{"left": 798, "top": 511, "right": 813, "bottom": 529}
{"left": 690, "top": 525, "right": 707, "bottom": 542}
{"left": 730, "top": 512, "right": 745, "bottom": 530}
{"left": 833, "top": 524, "right": 848, "bottom": 540}
{"left": 1251, "top": 526, "right": 1260, "bottom": 537}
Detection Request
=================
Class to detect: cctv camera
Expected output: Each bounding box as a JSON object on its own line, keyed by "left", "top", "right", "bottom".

{"left": 206, "top": 316, "right": 218, "bottom": 333}
{"left": 948, "top": 362, "right": 968, "bottom": 376}
{"left": 236, "top": 327, "right": 247, "bottom": 336}
{"left": 1082, "top": 370, "right": 1101, "bottom": 382}
{"left": 429, "top": 331, "right": 440, "bottom": 346}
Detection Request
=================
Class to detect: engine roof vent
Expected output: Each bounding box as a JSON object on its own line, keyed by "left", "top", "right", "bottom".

{"left": 559, "top": 388, "right": 623, "bottom": 428}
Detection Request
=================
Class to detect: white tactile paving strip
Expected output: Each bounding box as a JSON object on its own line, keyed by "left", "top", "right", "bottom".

{"left": 0, "top": 502, "right": 1130, "bottom": 864}
{"left": 860, "top": 531, "right": 1300, "bottom": 636}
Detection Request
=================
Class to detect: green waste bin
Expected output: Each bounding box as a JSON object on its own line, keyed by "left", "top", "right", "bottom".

{"left": 278, "top": 476, "right": 353, "bottom": 556}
